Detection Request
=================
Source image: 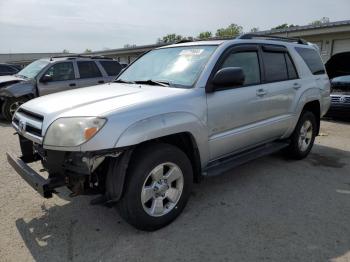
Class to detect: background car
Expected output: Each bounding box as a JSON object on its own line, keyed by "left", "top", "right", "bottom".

{"left": 0, "top": 63, "right": 21, "bottom": 76}
{"left": 0, "top": 55, "right": 122, "bottom": 121}
{"left": 326, "top": 75, "right": 350, "bottom": 116}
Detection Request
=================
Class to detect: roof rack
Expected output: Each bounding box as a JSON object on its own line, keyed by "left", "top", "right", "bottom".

{"left": 236, "top": 34, "right": 308, "bottom": 45}
{"left": 50, "top": 54, "right": 113, "bottom": 60}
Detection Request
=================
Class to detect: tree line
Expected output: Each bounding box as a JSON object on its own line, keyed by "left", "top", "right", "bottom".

{"left": 158, "top": 17, "right": 331, "bottom": 43}
{"left": 64, "top": 17, "right": 331, "bottom": 53}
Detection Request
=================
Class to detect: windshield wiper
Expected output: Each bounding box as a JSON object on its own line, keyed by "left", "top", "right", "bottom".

{"left": 114, "top": 79, "right": 136, "bottom": 84}
{"left": 133, "top": 79, "right": 170, "bottom": 87}
{"left": 15, "top": 74, "right": 28, "bottom": 79}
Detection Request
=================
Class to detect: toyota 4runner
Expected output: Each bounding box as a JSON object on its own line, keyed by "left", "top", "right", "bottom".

{"left": 7, "top": 35, "right": 331, "bottom": 231}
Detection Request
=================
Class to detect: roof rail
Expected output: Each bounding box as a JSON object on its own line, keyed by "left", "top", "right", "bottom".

{"left": 50, "top": 54, "right": 113, "bottom": 60}
{"left": 236, "top": 34, "right": 308, "bottom": 45}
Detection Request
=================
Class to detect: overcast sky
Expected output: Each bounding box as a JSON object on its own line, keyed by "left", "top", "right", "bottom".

{"left": 0, "top": 0, "right": 349, "bottom": 53}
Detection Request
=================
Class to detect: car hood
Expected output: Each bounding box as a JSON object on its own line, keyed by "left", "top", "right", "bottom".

{"left": 331, "top": 75, "right": 350, "bottom": 84}
{"left": 21, "top": 82, "right": 189, "bottom": 120}
{"left": 0, "top": 75, "right": 24, "bottom": 88}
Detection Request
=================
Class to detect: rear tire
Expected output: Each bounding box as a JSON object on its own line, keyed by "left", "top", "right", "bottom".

{"left": 286, "top": 111, "right": 317, "bottom": 159}
{"left": 1, "top": 97, "right": 28, "bottom": 121}
{"left": 116, "top": 143, "right": 193, "bottom": 231}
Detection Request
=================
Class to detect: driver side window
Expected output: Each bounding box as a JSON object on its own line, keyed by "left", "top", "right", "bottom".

{"left": 45, "top": 62, "right": 75, "bottom": 81}
{"left": 220, "top": 51, "right": 261, "bottom": 86}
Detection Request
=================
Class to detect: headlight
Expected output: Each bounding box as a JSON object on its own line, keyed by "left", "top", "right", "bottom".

{"left": 44, "top": 117, "right": 106, "bottom": 147}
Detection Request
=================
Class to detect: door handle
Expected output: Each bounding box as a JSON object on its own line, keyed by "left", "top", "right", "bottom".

{"left": 293, "top": 83, "right": 301, "bottom": 90}
{"left": 98, "top": 80, "right": 105, "bottom": 84}
{"left": 256, "top": 88, "right": 267, "bottom": 97}
{"left": 69, "top": 83, "right": 76, "bottom": 87}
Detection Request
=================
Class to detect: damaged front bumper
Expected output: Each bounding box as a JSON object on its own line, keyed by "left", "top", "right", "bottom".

{"left": 7, "top": 135, "right": 126, "bottom": 199}
{"left": 6, "top": 152, "right": 60, "bottom": 198}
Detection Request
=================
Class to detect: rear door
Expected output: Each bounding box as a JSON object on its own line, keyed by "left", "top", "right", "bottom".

{"left": 255, "top": 45, "right": 301, "bottom": 137}
{"left": 98, "top": 60, "right": 123, "bottom": 82}
{"left": 76, "top": 61, "right": 106, "bottom": 88}
{"left": 37, "top": 62, "right": 77, "bottom": 96}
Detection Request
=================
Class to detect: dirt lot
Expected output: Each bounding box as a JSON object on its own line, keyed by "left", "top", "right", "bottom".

{"left": 0, "top": 119, "right": 349, "bottom": 262}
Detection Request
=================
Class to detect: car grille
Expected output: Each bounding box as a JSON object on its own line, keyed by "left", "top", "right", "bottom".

{"left": 17, "top": 108, "right": 44, "bottom": 122}
{"left": 331, "top": 95, "right": 350, "bottom": 104}
{"left": 13, "top": 108, "right": 44, "bottom": 142}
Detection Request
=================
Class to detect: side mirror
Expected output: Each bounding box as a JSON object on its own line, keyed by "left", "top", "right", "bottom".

{"left": 40, "top": 74, "right": 53, "bottom": 83}
{"left": 208, "top": 67, "right": 245, "bottom": 92}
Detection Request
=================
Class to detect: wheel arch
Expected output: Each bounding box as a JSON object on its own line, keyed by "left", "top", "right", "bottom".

{"left": 302, "top": 100, "right": 320, "bottom": 135}
{"left": 105, "top": 132, "right": 202, "bottom": 204}
{"left": 136, "top": 132, "right": 203, "bottom": 183}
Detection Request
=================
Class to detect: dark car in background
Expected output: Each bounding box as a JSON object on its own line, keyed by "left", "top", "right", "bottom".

{"left": 327, "top": 75, "right": 350, "bottom": 115}
{"left": 324, "top": 51, "right": 350, "bottom": 117}
{"left": 0, "top": 55, "right": 122, "bottom": 121}
{"left": 0, "top": 63, "right": 21, "bottom": 76}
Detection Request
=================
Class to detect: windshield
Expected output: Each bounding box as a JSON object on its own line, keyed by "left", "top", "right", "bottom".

{"left": 117, "top": 45, "right": 217, "bottom": 88}
{"left": 332, "top": 75, "right": 350, "bottom": 82}
{"left": 17, "top": 59, "right": 50, "bottom": 79}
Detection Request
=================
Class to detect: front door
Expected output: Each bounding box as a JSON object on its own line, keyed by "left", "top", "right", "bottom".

{"left": 206, "top": 45, "right": 267, "bottom": 160}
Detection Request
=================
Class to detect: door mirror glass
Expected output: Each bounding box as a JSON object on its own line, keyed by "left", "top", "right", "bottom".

{"left": 41, "top": 74, "right": 53, "bottom": 83}
{"left": 210, "top": 67, "right": 245, "bottom": 91}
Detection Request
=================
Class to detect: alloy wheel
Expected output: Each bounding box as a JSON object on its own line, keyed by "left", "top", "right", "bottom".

{"left": 141, "top": 162, "right": 184, "bottom": 217}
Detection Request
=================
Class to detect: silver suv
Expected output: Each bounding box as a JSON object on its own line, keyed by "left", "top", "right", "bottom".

{"left": 7, "top": 35, "right": 331, "bottom": 231}
{"left": 0, "top": 55, "right": 122, "bottom": 121}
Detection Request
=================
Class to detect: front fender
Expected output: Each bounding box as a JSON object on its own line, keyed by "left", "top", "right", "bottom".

{"left": 115, "top": 112, "right": 209, "bottom": 166}
{"left": 0, "top": 81, "right": 35, "bottom": 98}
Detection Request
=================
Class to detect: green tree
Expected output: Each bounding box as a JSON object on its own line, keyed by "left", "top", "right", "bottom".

{"left": 160, "top": 34, "right": 184, "bottom": 43}
{"left": 272, "top": 23, "right": 289, "bottom": 30}
{"left": 250, "top": 27, "right": 259, "bottom": 33}
{"left": 215, "top": 23, "right": 243, "bottom": 38}
{"left": 198, "top": 31, "right": 212, "bottom": 39}
{"left": 310, "top": 17, "right": 330, "bottom": 26}
{"left": 84, "top": 49, "right": 92, "bottom": 53}
{"left": 271, "top": 23, "right": 299, "bottom": 30}
{"left": 62, "top": 49, "right": 69, "bottom": 53}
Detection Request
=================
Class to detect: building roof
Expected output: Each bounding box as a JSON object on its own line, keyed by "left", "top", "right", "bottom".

{"left": 89, "top": 43, "right": 167, "bottom": 56}
{"left": 258, "top": 19, "right": 350, "bottom": 35}
{"left": 0, "top": 52, "right": 73, "bottom": 64}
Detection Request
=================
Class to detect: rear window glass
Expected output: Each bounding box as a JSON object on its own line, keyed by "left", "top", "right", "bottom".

{"left": 77, "top": 61, "right": 102, "bottom": 78}
{"left": 262, "top": 52, "right": 288, "bottom": 82}
{"left": 285, "top": 54, "right": 298, "bottom": 79}
{"left": 99, "top": 61, "right": 122, "bottom": 76}
{"left": 295, "top": 47, "right": 325, "bottom": 75}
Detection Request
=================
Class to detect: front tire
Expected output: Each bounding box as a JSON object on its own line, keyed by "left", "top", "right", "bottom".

{"left": 116, "top": 143, "right": 193, "bottom": 231}
{"left": 286, "top": 111, "right": 317, "bottom": 159}
{"left": 1, "top": 97, "right": 28, "bottom": 121}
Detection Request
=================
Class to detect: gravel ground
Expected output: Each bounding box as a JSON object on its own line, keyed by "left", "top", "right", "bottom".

{"left": 0, "top": 118, "right": 349, "bottom": 262}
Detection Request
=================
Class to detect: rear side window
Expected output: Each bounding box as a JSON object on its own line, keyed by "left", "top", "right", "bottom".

{"left": 77, "top": 61, "right": 102, "bottom": 78}
{"left": 99, "top": 61, "right": 122, "bottom": 76}
{"left": 295, "top": 47, "right": 325, "bottom": 75}
{"left": 220, "top": 51, "right": 261, "bottom": 85}
{"left": 262, "top": 52, "right": 288, "bottom": 82}
{"left": 285, "top": 54, "right": 298, "bottom": 79}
